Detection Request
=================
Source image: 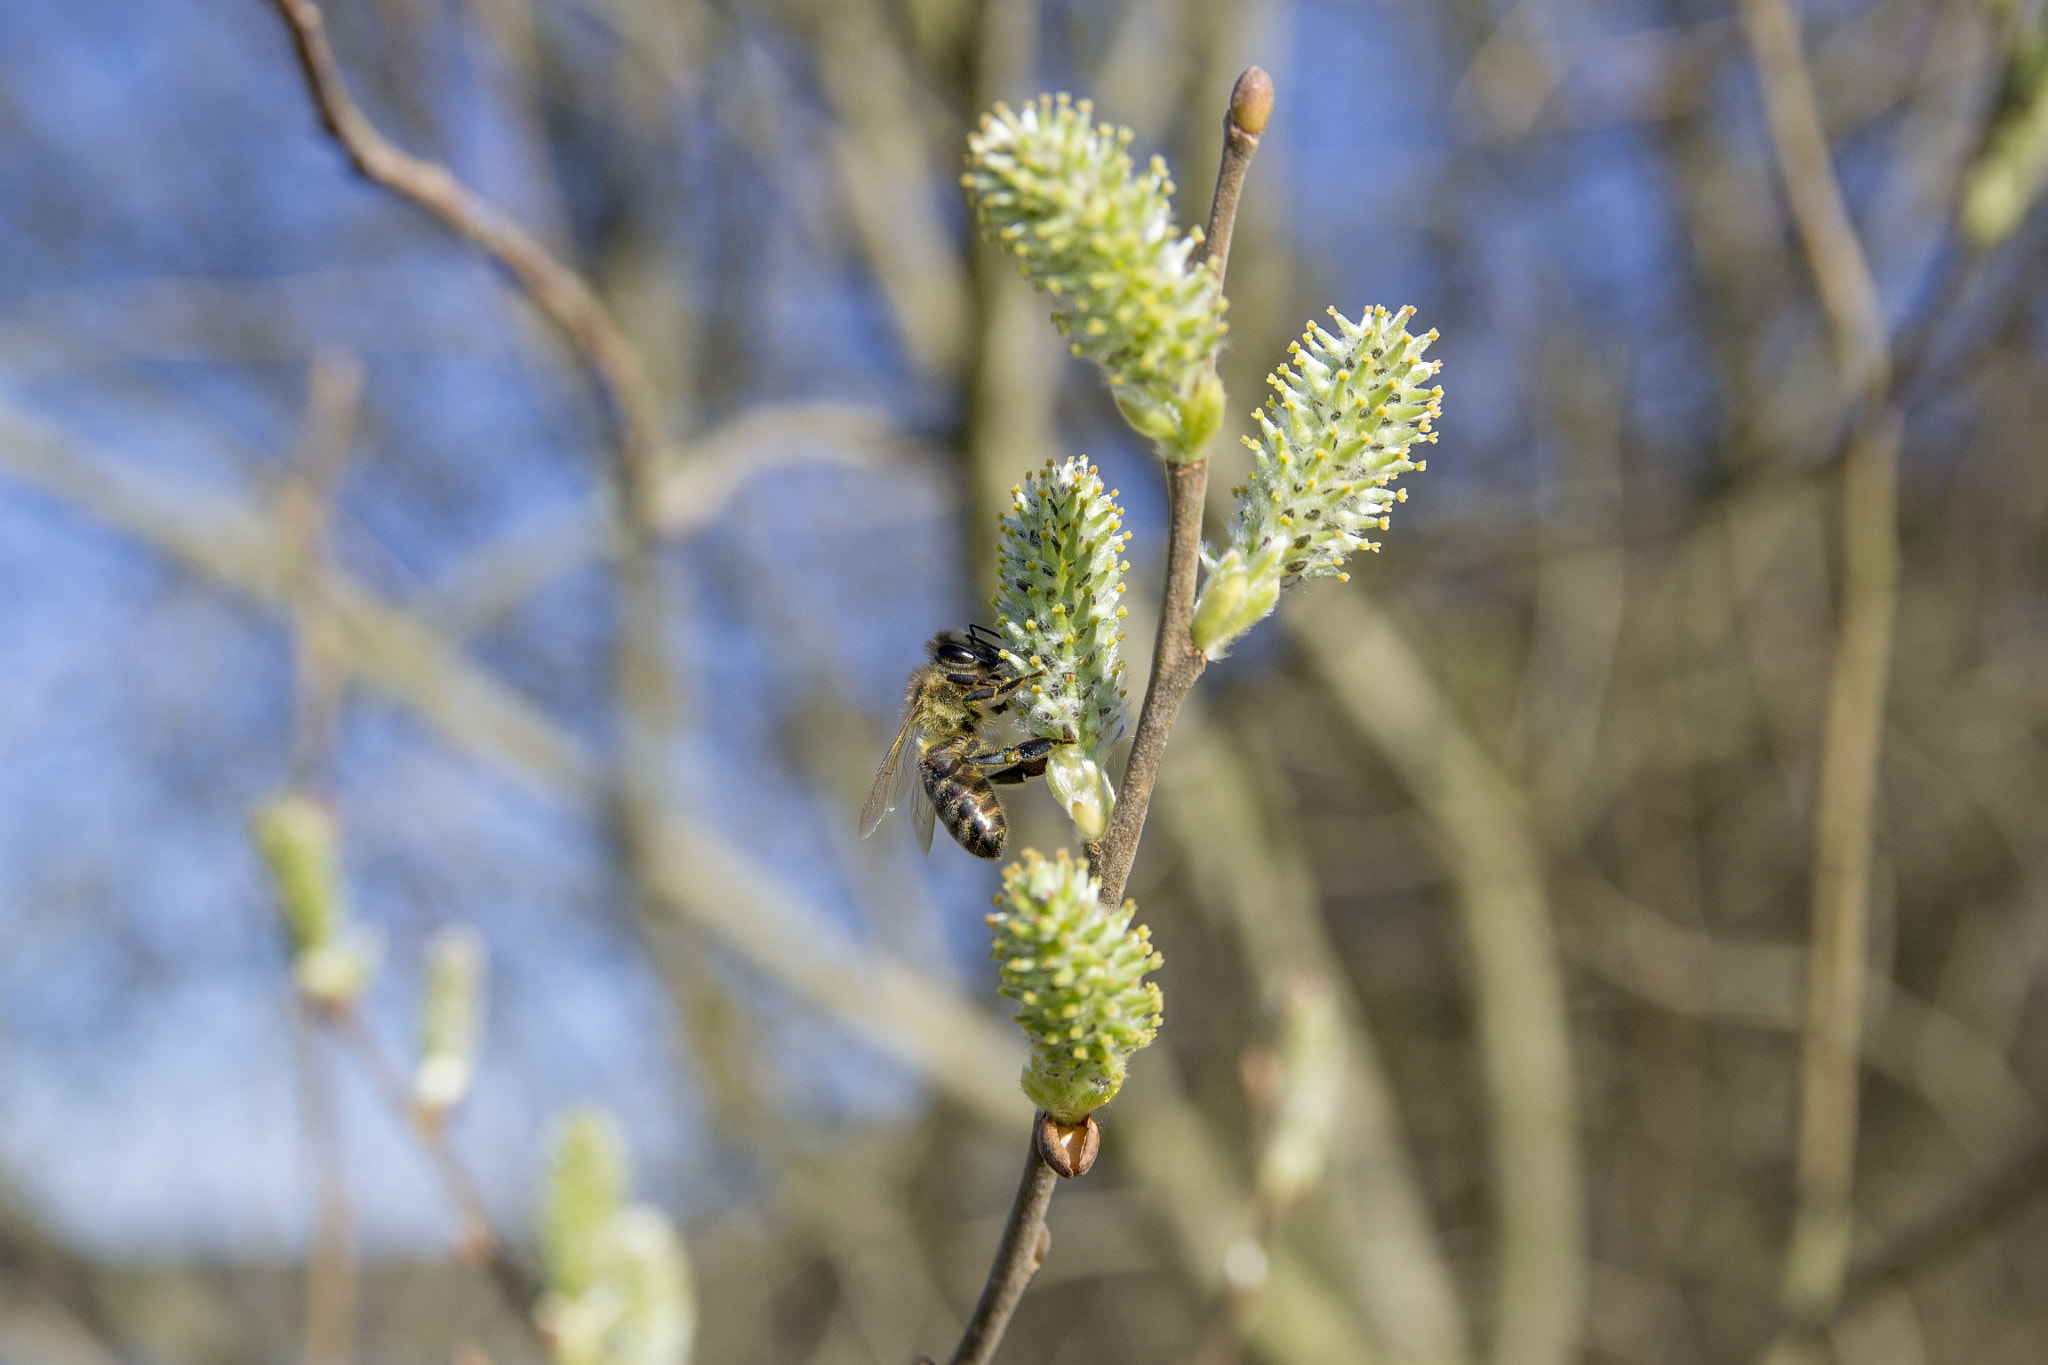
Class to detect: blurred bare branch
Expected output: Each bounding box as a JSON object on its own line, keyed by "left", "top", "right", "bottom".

{"left": 1291, "top": 589, "right": 1585, "bottom": 1365}
{"left": 421, "top": 402, "right": 928, "bottom": 637}
{"left": 1157, "top": 700, "right": 1471, "bottom": 1365}
{"left": 1738, "top": 0, "right": 1911, "bottom": 1343}
{"left": 0, "top": 403, "right": 1028, "bottom": 1121}
{"left": 298, "top": 1007, "right": 358, "bottom": 1365}
{"left": 263, "top": 0, "right": 670, "bottom": 521}
{"left": 330, "top": 1008, "right": 545, "bottom": 1333}
{"left": 810, "top": 0, "right": 970, "bottom": 380}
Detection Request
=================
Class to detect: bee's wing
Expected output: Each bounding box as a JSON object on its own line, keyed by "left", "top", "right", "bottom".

{"left": 860, "top": 709, "right": 919, "bottom": 839}
{"left": 914, "top": 778, "right": 936, "bottom": 857}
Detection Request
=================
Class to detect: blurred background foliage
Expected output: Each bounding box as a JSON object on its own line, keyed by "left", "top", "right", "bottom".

{"left": 1, "top": 0, "right": 2047, "bottom": 1362}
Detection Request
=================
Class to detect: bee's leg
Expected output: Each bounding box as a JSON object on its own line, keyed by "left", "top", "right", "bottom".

{"left": 964, "top": 736, "right": 1060, "bottom": 783}
{"left": 961, "top": 670, "right": 1044, "bottom": 703}
{"left": 983, "top": 752, "right": 1058, "bottom": 784}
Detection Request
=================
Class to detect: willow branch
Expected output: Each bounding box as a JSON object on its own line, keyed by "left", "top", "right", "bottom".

{"left": 262, "top": 0, "right": 668, "bottom": 528}
{"left": 297, "top": 1004, "right": 358, "bottom": 1365}
{"left": 282, "top": 349, "right": 363, "bottom": 795}
{"left": 943, "top": 67, "right": 1274, "bottom": 1365}
{"left": 944, "top": 1134, "right": 1058, "bottom": 1365}
{"left": 1093, "top": 64, "right": 1272, "bottom": 911}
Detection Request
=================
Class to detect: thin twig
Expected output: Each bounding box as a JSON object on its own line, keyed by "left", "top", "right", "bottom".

{"left": 1093, "top": 64, "right": 1272, "bottom": 912}
{"left": 330, "top": 1007, "right": 547, "bottom": 1331}
{"left": 298, "top": 1003, "right": 358, "bottom": 1365}
{"left": 1735, "top": 0, "right": 1901, "bottom": 1342}
{"left": 259, "top": 7, "right": 701, "bottom": 1293}
{"left": 1776, "top": 408, "right": 1900, "bottom": 1331}
{"left": 261, "top": 0, "right": 683, "bottom": 902}
{"left": 1735, "top": 0, "right": 1887, "bottom": 395}
{"left": 262, "top": 0, "right": 668, "bottom": 528}
{"left": 282, "top": 349, "right": 363, "bottom": 795}
{"left": 943, "top": 68, "right": 1272, "bottom": 1365}
{"left": 944, "top": 1132, "right": 1058, "bottom": 1365}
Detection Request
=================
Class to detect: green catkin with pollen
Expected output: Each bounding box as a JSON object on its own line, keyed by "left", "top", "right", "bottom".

{"left": 1191, "top": 305, "right": 1442, "bottom": 657}
{"left": 963, "top": 94, "right": 1228, "bottom": 457}
{"left": 991, "top": 458, "right": 1129, "bottom": 841}
{"left": 988, "top": 849, "right": 1162, "bottom": 1122}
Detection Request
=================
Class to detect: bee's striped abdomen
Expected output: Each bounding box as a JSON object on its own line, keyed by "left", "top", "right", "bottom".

{"left": 921, "top": 741, "right": 1006, "bottom": 859}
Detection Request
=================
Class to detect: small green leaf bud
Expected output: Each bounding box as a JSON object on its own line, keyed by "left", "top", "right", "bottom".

{"left": 1044, "top": 747, "right": 1113, "bottom": 843}
{"left": 1177, "top": 368, "right": 1227, "bottom": 455}
{"left": 992, "top": 459, "right": 1129, "bottom": 839}
{"left": 415, "top": 925, "right": 487, "bottom": 1116}
{"left": 988, "top": 850, "right": 1162, "bottom": 1122}
{"left": 252, "top": 793, "right": 379, "bottom": 1005}
{"left": 1112, "top": 385, "right": 1183, "bottom": 445}
{"left": 1189, "top": 543, "right": 1283, "bottom": 659}
{"left": 964, "top": 95, "right": 1228, "bottom": 452}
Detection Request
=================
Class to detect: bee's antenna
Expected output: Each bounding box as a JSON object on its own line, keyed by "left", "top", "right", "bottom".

{"left": 966, "top": 622, "right": 1013, "bottom": 662}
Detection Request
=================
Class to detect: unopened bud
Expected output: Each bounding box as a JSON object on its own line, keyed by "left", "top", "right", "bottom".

{"left": 416, "top": 925, "right": 486, "bottom": 1116}
{"left": 1036, "top": 1111, "right": 1101, "bottom": 1178}
{"left": 1229, "top": 67, "right": 1275, "bottom": 137}
{"left": 252, "top": 793, "right": 379, "bottom": 1005}
{"left": 1174, "top": 368, "right": 1227, "bottom": 457}
{"left": 1044, "top": 747, "right": 1113, "bottom": 843}
{"left": 1191, "top": 545, "right": 1282, "bottom": 659}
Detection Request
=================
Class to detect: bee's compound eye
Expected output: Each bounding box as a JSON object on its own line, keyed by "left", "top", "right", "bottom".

{"left": 936, "top": 644, "right": 977, "bottom": 668}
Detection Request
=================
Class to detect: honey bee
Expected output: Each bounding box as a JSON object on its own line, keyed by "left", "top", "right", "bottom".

{"left": 860, "top": 625, "right": 1063, "bottom": 859}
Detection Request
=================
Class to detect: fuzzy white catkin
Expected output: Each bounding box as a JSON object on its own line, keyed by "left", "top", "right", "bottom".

{"left": 992, "top": 458, "right": 1130, "bottom": 841}
{"left": 1192, "top": 306, "right": 1442, "bottom": 657}
{"left": 989, "top": 849, "right": 1162, "bottom": 1122}
{"left": 964, "top": 94, "right": 1228, "bottom": 457}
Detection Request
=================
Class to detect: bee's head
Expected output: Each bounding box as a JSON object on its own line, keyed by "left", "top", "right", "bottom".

{"left": 929, "top": 627, "right": 1004, "bottom": 671}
